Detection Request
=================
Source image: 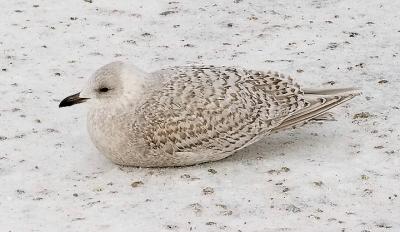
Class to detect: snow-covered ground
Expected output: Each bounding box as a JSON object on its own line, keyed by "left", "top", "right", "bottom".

{"left": 1, "top": 0, "right": 399, "bottom": 231}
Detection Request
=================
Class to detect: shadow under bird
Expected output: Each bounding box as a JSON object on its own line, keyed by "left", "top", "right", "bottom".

{"left": 60, "top": 61, "right": 360, "bottom": 167}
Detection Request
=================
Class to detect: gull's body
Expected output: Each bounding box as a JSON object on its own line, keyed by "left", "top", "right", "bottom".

{"left": 60, "top": 62, "right": 359, "bottom": 167}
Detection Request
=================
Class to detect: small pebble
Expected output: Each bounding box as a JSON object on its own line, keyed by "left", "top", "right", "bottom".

{"left": 131, "top": 181, "right": 144, "bottom": 188}
{"left": 202, "top": 187, "right": 214, "bottom": 195}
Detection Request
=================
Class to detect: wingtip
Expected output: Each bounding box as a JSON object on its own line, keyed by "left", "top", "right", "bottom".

{"left": 303, "top": 87, "right": 362, "bottom": 97}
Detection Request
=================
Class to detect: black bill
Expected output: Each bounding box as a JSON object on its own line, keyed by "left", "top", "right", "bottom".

{"left": 59, "top": 93, "right": 89, "bottom": 108}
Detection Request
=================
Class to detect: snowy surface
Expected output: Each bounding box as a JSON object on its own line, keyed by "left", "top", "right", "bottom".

{"left": 1, "top": 0, "right": 400, "bottom": 231}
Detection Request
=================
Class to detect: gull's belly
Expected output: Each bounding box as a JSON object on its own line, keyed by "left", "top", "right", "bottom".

{"left": 87, "top": 109, "right": 134, "bottom": 165}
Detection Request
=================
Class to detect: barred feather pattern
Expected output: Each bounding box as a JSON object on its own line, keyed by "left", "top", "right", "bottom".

{"left": 130, "top": 66, "right": 307, "bottom": 163}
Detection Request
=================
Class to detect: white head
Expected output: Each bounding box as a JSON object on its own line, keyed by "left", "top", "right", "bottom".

{"left": 59, "top": 61, "right": 147, "bottom": 108}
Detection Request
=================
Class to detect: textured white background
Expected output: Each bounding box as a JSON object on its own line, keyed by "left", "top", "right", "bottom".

{"left": 1, "top": 0, "right": 399, "bottom": 231}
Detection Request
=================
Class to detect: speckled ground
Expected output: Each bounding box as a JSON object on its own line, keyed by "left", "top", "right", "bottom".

{"left": 1, "top": 0, "right": 399, "bottom": 231}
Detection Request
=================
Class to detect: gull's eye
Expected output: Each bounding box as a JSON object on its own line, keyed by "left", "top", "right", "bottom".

{"left": 99, "top": 87, "right": 109, "bottom": 93}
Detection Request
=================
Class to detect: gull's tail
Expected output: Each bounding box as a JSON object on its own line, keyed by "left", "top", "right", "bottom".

{"left": 272, "top": 87, "right": 361, "bottom": 132}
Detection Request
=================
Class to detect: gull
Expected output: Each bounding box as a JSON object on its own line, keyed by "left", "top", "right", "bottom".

{"left": 60, "top": 61, "right": 360, "bottom": 167}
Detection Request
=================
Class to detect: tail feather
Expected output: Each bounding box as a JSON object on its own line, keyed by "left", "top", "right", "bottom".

{"left": 271, "top": 87, "right": 361, "bottom": 132}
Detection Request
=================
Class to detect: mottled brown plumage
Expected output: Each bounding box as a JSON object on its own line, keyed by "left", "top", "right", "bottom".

{"left": 60, "top": 62, "right": 360, "bottom": 167}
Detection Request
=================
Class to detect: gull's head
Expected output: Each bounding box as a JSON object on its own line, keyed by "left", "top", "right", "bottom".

{"left": 59, "top": 61, "right": 145, "bottom": 108}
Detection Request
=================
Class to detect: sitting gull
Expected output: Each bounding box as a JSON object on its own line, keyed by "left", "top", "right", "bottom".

{"left": 60, "top": 61, "right": 360, "bottom": 167}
